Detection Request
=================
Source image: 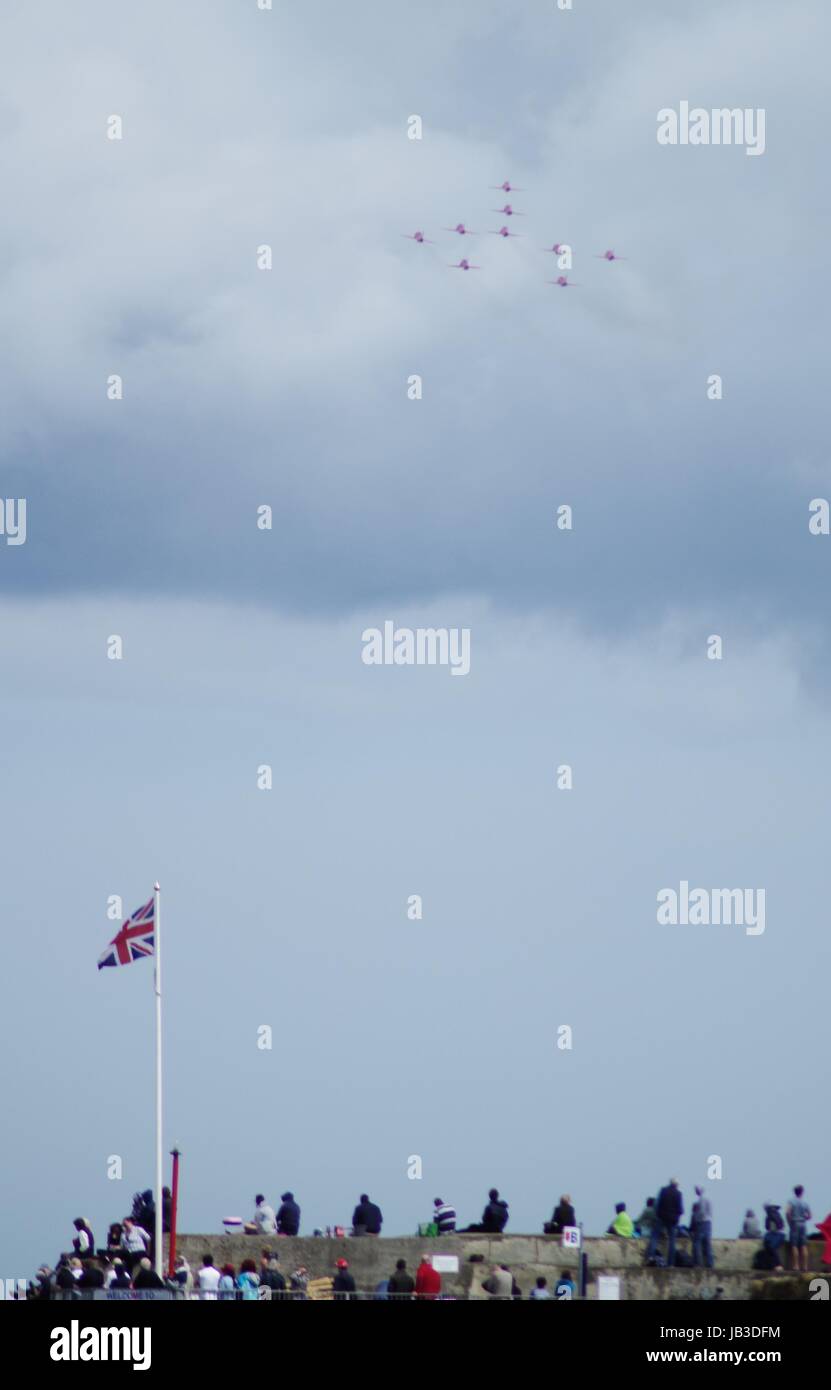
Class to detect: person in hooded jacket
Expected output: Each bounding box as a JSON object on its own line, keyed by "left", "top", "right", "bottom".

{"left": 277, "top": 1191, "right": 301, "bottom": 1236}
{"left": 351, "top": 1194, "right": 383, "bottom": 1235}
{"left": 481, "top": 1188, "right": 509, "bottom": 1233}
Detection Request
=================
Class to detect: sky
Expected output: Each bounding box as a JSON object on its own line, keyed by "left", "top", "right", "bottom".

{"left": 1, "top": 0, "right": 829, "bottom": 1276}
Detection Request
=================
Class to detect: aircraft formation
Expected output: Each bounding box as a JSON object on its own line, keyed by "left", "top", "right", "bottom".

{"left": 403, "top": 181, "right": 626, "bottom": 285}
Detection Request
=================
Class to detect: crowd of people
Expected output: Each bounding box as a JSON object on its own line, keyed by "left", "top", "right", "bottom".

{"left": 598, "top": 1181, "right": 825, "bottom": 1274}
{"left": 29, "top": 1178, "right": 830, "bottom": 1299}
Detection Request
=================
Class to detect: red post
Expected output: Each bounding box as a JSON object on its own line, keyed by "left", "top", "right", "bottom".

{"left": 168, "top": 1147, "right": 180, "bottom": 1279}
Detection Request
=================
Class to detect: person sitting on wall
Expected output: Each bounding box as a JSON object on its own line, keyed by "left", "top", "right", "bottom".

{"left": 351, "top": 1193, "right": 383, "bottom": 1236}
{"left": 106, "top": 1222, "right": 123, "bottom": 1252}
{"left": 433, "top": 1197, "right": 457, "bottom": 1233}
{"left": 244, "top": 1194, "right": 277, "bottom": 1235}
{"left": 482, "top": 1188, "right": 510, "bottom": 1232}
{"left": 71, "top": 1218, "right": 95, "bottom": 1259}
{"left": 120, "top": 1217, "right": 151, "bottom": 1273}
{"left": 739, "top": 1209, "right": 762, "bottom": 1239}
{"left": 607, "top": 1202, "right": 634, "bottom": 1237}
{"left": 545, "top": 1195, "right": 575, "bottom": 1235}
{"left": 462, "top": 1188, "right": 510, "bottom": 1234}
{"left": 276, "top": 1191, "right": 301, "bottom": 1237}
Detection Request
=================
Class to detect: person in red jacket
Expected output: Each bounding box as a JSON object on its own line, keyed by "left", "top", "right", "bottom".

{"left": 817, "top": 1213, "right": 831, "bottom": 1268}
{"left": 415, "top": 1254, "right": 442, "bottom": 1300}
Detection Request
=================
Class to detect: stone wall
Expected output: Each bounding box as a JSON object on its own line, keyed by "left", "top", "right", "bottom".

{"left": 168, "top": 1233, "right": 827, "bottom": 1300}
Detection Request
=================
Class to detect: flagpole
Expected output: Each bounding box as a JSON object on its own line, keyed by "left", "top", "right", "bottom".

{"left": 154, "top": 881, "right": 163, "bottom": 1277}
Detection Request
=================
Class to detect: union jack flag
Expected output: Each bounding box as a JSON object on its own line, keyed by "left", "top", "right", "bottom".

{"left": 98, "top": 897, "right": 155, "bottom": 969}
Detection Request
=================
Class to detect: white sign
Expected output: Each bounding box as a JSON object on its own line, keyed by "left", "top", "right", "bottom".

{"left": 432, "top": 1255, "right": 459, "bottom": 1274}
{"left": 597, "top": 1276, "right": 621, "bottom": 1301}
{"left": 562, "top": 1226, "right": 581, "bottom": 1248}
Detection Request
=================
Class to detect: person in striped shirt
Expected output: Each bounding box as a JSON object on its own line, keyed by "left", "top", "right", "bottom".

{"left": 433, "top": 1198, "right": 457, "bottom": 1233}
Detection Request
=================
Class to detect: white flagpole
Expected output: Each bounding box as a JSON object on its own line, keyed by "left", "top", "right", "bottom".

{"left": 153, "top": 881, "right": 163, "bottom": 1276}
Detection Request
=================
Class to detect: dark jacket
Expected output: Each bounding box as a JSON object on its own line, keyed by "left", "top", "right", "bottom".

{"left": 277, "top": 1199, "right": 300, "bottom": 1237}
{"left": 550, "top": 1203, "right": 575, "bottom": 1232}
{"left": 77, "top": 1267, "right": 105, "bottom": 1289}
{"left": 72, "top": 1224, "right": 95, "bottom": 1257}
{"left": 352, "top": 1201, "right": 383, "bottom": 1235}
{"left": 333, "top": 1271, "right": 357, "bottom": 1300}
{"left": 110, "top": 1270, "right": 132, "bottom": 1289}
{"left": 133, "top": 1191, "right": 155, "bottom": 1230}
{"left": 133, "top": 1268, "right": 164, "bottom": 1289}
{"left": 482, "top": 1198, "right": 509, "bottom": 1233}
{"left": 260, "top": 1266, "right": 286, "bottom": 1292}
{"left": 387, "top": 1270, "right": 415, "bottom": 1298}
{"left": 656, "top": 1185, "right": 684, "bottom": 1226}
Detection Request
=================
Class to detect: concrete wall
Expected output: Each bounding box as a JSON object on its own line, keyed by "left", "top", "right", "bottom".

{"left": 169, "top": 1233, "right": 828, "bottom": 1300}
